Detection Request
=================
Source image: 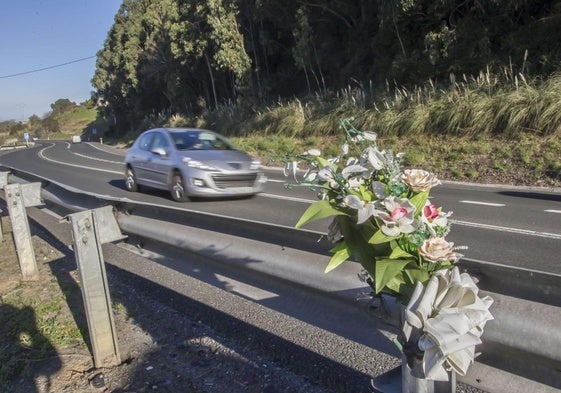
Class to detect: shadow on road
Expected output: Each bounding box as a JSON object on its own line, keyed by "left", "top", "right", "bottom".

{"left": 498, "top": 190, "right": 561, "bottom": 202}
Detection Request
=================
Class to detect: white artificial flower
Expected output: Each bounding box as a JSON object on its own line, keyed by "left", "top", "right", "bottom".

{"left": 403, "top": 169, "right": 441, "bottom": 192}
{"left": 374, "top": 196, "right": 417, "bottom": 236}
{"left": 344, "top": 195, "right": 379, "bottom": 224}
{"left": 421, "top": 202, "right": 452, "bottom": 236}
{"left": 371, "top": 181, "right": 387, "bottom": 199}
{"left": 351, "top": 130, "right": 377, "bottom": 143}
{"left": 317, "top": 167, "right": 339, "bottom": 188}
{"left": 283, "top": 160, "right": 298, "bottom": 180}
{"left": 363, "top": 131, "right": 378, "bottom": 141}
{"left": 342, "top": 164, "right": 368, "bottom": 179}
{"left": 366, "top": 146, "right": 387, "bottom": 170}
{"left": 419, "top": 237, "right": 459, "bottom": 263}
{"left": 304, "top": 148, "right": 321, "bottom": 156}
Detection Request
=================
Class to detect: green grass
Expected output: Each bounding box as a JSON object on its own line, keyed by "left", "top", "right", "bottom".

{"left": 0, "top": 279, "right": 84, "bottom": 388}
{"left": 54, "top": 106, "right": 97, "bottom": 135}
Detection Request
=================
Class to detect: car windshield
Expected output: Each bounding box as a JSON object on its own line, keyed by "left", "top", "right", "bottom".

{"left": 171, "top": 130, "right": 235, "bottom": 151}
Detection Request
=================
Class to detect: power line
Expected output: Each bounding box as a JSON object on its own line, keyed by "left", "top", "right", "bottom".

{"left": 0, "top": 55, "right": 96, "bottom": 79}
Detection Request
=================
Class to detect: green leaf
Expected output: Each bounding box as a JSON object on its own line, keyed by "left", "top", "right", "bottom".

{"left": 384, "top": 274, "right": 407, "bottom": 294}
{"left": 337, "top": 216, "right": 379, "bottom": 276}
{"left": 316, "top": 156, "right": 331, "bottom": 169}
{"left": 409, "top": 190, "right": 429, "bottom": 217}
{"left": 369, "top": 229, "right": 400, "bottom": 245}
{"left": 375, "top": 258, "right": 412, "bottom": 294}
{"left": 295, "top": 200, "right": 346, "bottom": 228}
{"left": 325, "top": 242, "right": 351, "bottom": 273}
{"left": 389, "top": 246, "right": 414, "bottom": 259}
{"left": 403, "top": 267, "right": 430, "bottom": 287}
{"left": 359, "top": 184, "right": 374, "bottom": 201}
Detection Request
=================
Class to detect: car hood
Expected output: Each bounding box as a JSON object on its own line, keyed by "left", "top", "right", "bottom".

{"left": 177, "top": 149, "right": 257, "bottom": 171}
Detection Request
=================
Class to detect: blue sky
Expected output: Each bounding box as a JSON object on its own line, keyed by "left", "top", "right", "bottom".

{"left": 0, "top": 0, "right": 122, "bottom": 121}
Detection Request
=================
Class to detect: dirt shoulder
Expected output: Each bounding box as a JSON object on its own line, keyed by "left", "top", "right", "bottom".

{"left": 0, "top": 209, "right": 340, "bottom": 393}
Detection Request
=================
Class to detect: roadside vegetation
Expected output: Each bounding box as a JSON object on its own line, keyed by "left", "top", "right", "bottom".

{"left": 2, "top": 66, "right": 560, "bottom": 188}
{"left": 121, "top": 67, "right": 561, "bottom": 188}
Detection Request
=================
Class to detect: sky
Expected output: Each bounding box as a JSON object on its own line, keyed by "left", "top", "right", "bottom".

{"left": 0, "top": 0, "right": 123, "bottom": 121}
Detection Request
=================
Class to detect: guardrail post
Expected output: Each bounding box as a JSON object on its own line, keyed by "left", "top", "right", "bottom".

{"left": 0, "top": 171, "right": 8, "bottom": 241}
{"left": 4, "top": 182, "right": 43, "bottom": 280}
{"left": 371, "top": 361, "right": 455, "bottom": 393}
{"left": 0, "top": 208, "right": 3, "bottom": 243}
{"left": 67, "top": 205, "right": 125, "bottom": 368}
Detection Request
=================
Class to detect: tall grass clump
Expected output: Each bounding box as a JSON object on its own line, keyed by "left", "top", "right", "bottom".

{"left": 533, "top": 74, "right": 561, "bottom": 135}
{"left": 141, "top": 64, "right": 561, "bottom": 185}
{"left": 249, "top": 99, "right": 307, "bottom": 137}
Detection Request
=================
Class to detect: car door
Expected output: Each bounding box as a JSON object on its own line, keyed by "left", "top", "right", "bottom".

{"left": 143, "top": 131, "right": 172, "bottom": 188}
{"left": 129, "top": 131, "right": 155, "bottom": 183}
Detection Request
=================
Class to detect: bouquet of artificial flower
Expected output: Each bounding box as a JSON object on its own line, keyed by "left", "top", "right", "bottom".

{"left": 285, "top": 118, "right": 461, "bottom": 299}
{"left": 285, "top": 118, "right": 493, "bottom": 380}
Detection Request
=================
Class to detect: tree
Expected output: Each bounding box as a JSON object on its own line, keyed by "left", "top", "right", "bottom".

{"left": 91, "top": 0, "right": 561, "bottom": 134}
{"left": 50, "top": 99, "right": 75, "bottom": 115}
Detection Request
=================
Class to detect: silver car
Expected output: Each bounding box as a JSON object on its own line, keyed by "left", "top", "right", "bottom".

{"left": 124, "top": 128, "right": 266, "bottom": 201}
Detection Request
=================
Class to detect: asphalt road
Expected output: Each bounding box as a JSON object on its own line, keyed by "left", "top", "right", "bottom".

{"left": 1, "top": 140, "right": 561, "bottom": 274}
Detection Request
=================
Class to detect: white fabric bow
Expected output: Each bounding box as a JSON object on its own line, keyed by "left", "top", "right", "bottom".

{"left": 401, "top": 267, "right": 494, "bottom": 381}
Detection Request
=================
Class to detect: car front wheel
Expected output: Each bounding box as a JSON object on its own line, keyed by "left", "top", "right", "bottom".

{"left": 170, "top": 172, "right": 189, "bottom": 202}
{"left": 125, "top": 167, "right": 138, "bottom": 192}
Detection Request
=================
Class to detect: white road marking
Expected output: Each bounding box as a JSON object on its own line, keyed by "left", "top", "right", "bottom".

{"left": 260, "top": 194, "right": 561, "bottom": 239}
{"left": 451, "top": 219, "right": 561, "bottom": 240}
{"left": 85, "top": 142, "right": 125, "bottom": 156}
{"left": 38, "top": 144, "right": 122, "bottom": 175}
{"left": 72, "top": 152, "right": 123, "bottom": 165}
{"left": 260, "top": 193, "right": 316, "bottom": 203}
{"left": 545, "top": 209, "right": 561, "bottom": 214}
{"left": 459, "top": 200, "right": 505, "bottom": 207}
{"left": 214, "top": 273, "right": 279, "bottom": 300}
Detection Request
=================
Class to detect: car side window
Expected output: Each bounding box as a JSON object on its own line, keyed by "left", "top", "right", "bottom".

{"left": 138, "top": 133, "right": 154, "bottom": 151}
{"left": 151, "top": 132, "right": 169, "bottom": 150}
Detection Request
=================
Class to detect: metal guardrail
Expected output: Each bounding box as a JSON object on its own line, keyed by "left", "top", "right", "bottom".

{"left": 0, "top": 142, "right": 35, "bottom": 150}
{"left": 3, "top": 168, "right": 561, "bottom": 391}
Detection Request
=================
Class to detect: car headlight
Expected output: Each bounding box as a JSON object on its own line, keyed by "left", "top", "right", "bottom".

{"left": 250, "top": 160, "right": 261, "bottom": 170}
{"left": 182, "top": 157, "right": 217, "bottom": 171}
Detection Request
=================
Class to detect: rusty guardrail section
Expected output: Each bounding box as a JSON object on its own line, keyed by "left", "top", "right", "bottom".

{"left": 2, "top": 169, "right": 561, "bottom": 393}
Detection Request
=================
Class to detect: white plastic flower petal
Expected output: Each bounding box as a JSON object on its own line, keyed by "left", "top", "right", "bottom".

{"left": 344, "top": 195, "right": 377, "bottom": 224}
{"left": 305, "top": 148, "right": 321, "bottom": 156}
{"left": 363, "top": 131, "right": 378, "bottom": 141}
{"left": 366, "top": 146, "right": 387, "bottom": 170}
{"left": 342, "top": 165, "right": 368, "bottom": 179}
{"left": 371, "top": 181, "right": 387, "bottom": 199}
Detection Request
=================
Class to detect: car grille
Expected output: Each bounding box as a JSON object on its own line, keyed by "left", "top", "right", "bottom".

{"left": 212, "top": 173, "right": 258, "bottom": 189}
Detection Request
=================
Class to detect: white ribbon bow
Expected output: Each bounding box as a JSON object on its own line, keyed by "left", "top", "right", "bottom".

{"left": 401, "top": 267, "right": 494, "bottom": 381}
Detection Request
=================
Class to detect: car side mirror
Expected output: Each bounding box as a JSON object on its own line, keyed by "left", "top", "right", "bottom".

{"left": 152, "top": 147, "right": 168, "bottom": 157}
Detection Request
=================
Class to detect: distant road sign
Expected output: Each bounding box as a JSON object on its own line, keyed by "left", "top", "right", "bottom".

{"left": 24, "top": 132, "right": 29, "bottom": 141}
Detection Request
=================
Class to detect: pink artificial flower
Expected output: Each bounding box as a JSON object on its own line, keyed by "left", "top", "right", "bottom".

{"left": 423, "top": 203, "right": 439, "bottom": 221}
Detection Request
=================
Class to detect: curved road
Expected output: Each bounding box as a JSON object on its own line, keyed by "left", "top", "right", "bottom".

{"left": 1, "top": 140, "right": 560, "bottom": 274}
